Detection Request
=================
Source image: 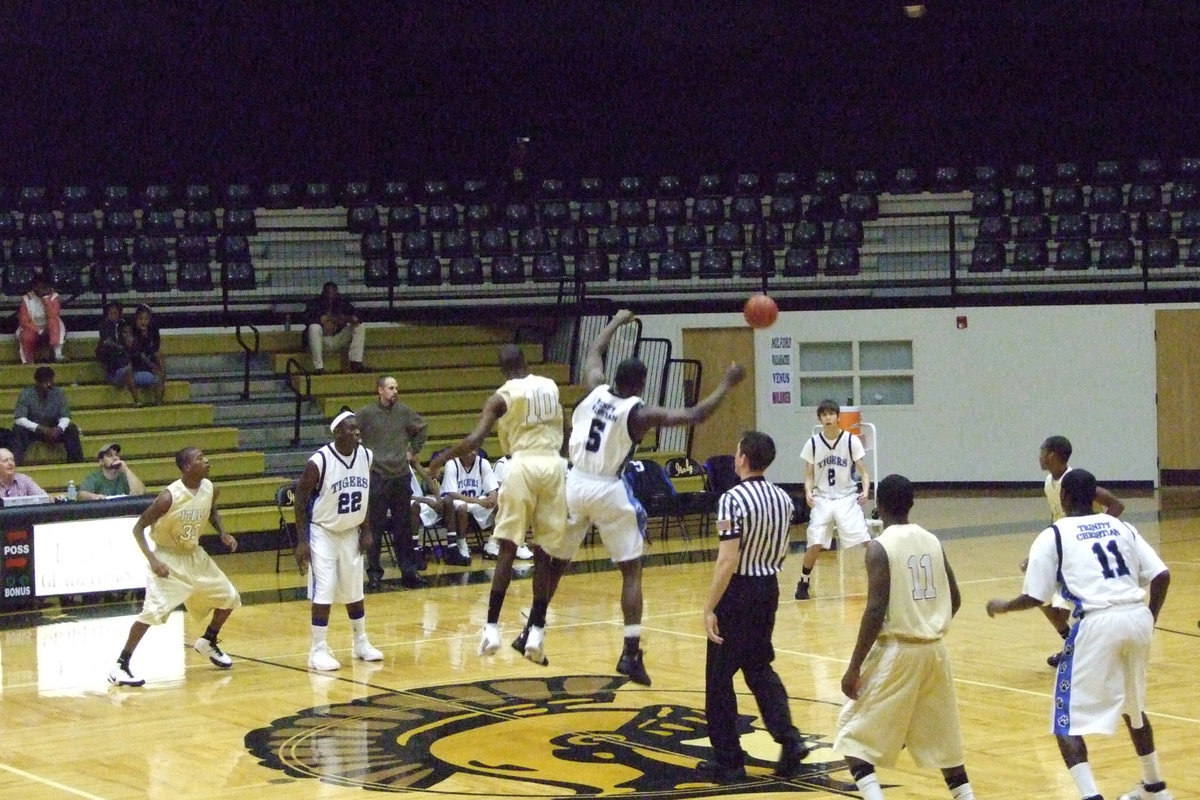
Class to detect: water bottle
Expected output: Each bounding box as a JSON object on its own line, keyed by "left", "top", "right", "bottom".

{"left": 66, "top": 480, "right": 77, "bottom": 501}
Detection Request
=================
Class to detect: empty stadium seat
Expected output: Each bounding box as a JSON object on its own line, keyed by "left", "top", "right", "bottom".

{"left": 1126, "top": 183, "right": 1162, "bottom": 213}
{"left": 556, "top": 227, "right": 589, "bottom": 254}
{"left": 132, "top": 263, "right": 171, "bottom": 292}
{"left": 574, "top": 251, "right": 609, "bottom": 282}
{"left": 478, "top": 228, "right": 511, "bottom": 256}
{"left": 503, "top": 202, "right": 533, "bottom": 229}
{"left": 844, "top": 192, "right": 879, "bottom": 221}
{"left": 142, "top": 210, "right": 178, "bottom": 235}
{"left": 1012, "top": 240, "right": 1048, "bottom": 270}
{"left": 616, "top": 250, "right": 651, "bottom": 281}
{"left": 693, "top": 197, "right": 725, "bottom": 224}
{"left": 517, "top": 227, "right": 551, "bottom": 254}
{"left": 616, "top": 198, "right": 649, "bottom": 225}
{"left": 825, "top": 246, "right": 860, "bottom": 276}
{"left": 449, "top": 256, "right": 484, "bottom": 285}
{"left": 440, "top": 229, "right": 472, "bottom": 257}
{"left": 1055, "top": 213, "right": 1090, "bottom": 240}
{"left": 970, "top": 240, "right": 1006, "bottom": 272}
{"left": 595, "top": 225, "right": 630, "bottom": 253}
{"left": 1089, "top": 185, "right": 1124, "bottom": 212}
{"left": 490, "top": 255, "right": 525, "bottom": 284}
{"left": 740, "top": 247, "right": 774, "bottom": 278}
{"left": 141, "top": 184, "right": 175, "bottom": 210}
{"left": 264, "top": 183, "right": 297, "bottom": 209}
{"left": 1094, "top": 212, "right": 1132, "bottom": 239}
{"left": 1014, "top": 215, "right": 1051, "bottom": 241}
{"left": 634, "top": 224, "right": 667, "bottom": 252}
{"left": 1049, "top": 186, "right": 1085, "bottom": 214}
{"left": 971, "top": 187, "right": 1004, "bottom": 217}
{"left": 426, "top": 203, "right": 459, "bottom": 231}
{"left": 730, "top": 195, "right": 762, "bottom": 223}
{"left": 347, "top": 205, "right": 381, "bottom": 234}
{"left": 654, "top": 197, "right": 686, "bottom": 226}
{"left": 1137, "top": 211, "right": 1173, "bottom": 240}
{"left": 767, "top": 195, "right": 800, "bottom": 222}
{"left": 177, "top": 261, "right": 215, "bottom": 291}
{"left": 406, "top": 257, "right": 441, "bottom": 286}
{"left": 783, "top": 246, "right": 818, "bottom": 277}
{"left": 1144, "top": 238, "right": 1179, "bottom": 269}
{"left": 1010, "top": 187, "right": 1045, "bottom": 216}
{"left": 184, "top": 208, "right": 218, "bottom": 234}
{"left": 303, "top": 183, "right": 335, "bottom": 208}
{"left": 1054, "top": 239, "right": 1091, "bottom": 270}
{"left": 102, "top": 209, "right": 137, "bottom": 235}
{"left": 1097, "top": 239, "right": 1135, "bottom": 270}
{"left": 532, "top": 253, "right": 565, "bottom": 281}
{"left": 976, "top": 215, "right": 1012, "bottom": 242}
{"left": 61, "top": 211, "right": 97, "bottom": 237}
{"left": 656, "top": 250, "right": 691, "bottom": 280}
{"left": 673, "top": 224, "right": 705, "bottom": 251}
{"left": 698, "top": 248, "right": 732, "bottom": 278}
{"left": 401, "top": 230, "right": 435, "bottom": 259}
{"left": 59, "top": 185, "right": 91, "bottom": 211}
{"left": 792, "top": 219, "right": 825, "bottom": 247}
{"left": 713, "top": 221, "right": 744, "bottom": 249}
{"left": 185, "top": 183, "right": 214, "bottom": 210}
{"left": 830, "top": 218, "right": 864, "bottom": 246}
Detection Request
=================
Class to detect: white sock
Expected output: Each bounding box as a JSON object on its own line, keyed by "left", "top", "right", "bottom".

{"left": 1138, "top": 752, "right": 1163, "bottom": 786}
{"left": 459, "top": 540, "right": 470, "bottom": 556}
{"left": 624, "top": 624, "right": 642, "bottom": 639}
{"left": 311, "top": 624, "right": 328, "bottom": 648}
{"left": 1068, "top": 762, "right": 1100, "bottom": 799}
{"left": 855, "top": 772, "right": 886, "bottom": 800}
{"left": 950, "top": 781, "right": 976, "bottom": 800}
{"left": 350, "top": 615, "right": 367, "bottom": 642}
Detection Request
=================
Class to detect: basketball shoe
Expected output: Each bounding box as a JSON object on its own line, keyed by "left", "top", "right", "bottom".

{"left": 1119, "top": 782, "right": 1174, "bottom": 800}
{"left": 616, "top": 649, "right": 652, "bottom": 686}
{"left": 353, "top": 638, "right": 383, "bottom": 661}
{"left": 108, "top": 660, "right": 145, "bottom": 687}
{"left": 194, "top": 636, "right": 233, "bottom": 669}
{"left": 523, "top": 625, "right": 547, "bottom": 666}
{"left": 478, "top": 624, "right": 501, "bottom": 655}
{"left": 308, "top": 642, "right": 341, "bottom": 671}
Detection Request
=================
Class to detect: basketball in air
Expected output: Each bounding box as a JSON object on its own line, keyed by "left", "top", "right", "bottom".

{"left": 743, "top": 293, "right": 778, "bottom": 329}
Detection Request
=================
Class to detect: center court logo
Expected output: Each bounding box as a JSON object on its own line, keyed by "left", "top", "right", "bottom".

{"left": 245, "top": 674, "right": 854, "bottom": 796}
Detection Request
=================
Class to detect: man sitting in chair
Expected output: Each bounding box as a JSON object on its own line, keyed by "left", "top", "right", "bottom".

{"left": 439, "top": 449, "right": 499, "bottom": 567}
{"left": 409, "top": 449, "right": 447, "bottom": 575}
{"left": 12, "top": 366, "right": 85, "bottom": 465}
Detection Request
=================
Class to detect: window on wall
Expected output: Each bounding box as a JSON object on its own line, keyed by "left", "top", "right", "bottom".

{"left": 797, "top": 340, "right": 913, "bottom": 406}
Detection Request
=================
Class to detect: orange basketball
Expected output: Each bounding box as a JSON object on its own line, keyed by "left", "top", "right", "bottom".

{"left": 743, "top": 293, "right": 778, "bottom": 329}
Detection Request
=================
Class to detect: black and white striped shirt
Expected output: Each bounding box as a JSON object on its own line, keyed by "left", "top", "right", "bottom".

{"left": 717, "top": 476, "right": 795, "bottom": 576}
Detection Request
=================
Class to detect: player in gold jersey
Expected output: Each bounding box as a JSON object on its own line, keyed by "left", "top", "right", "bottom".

{"left": 108, "top": 447, "right": 241, "bottom": 687}
{"left": 429, "top": 344, "right": 566, "bottom": 665}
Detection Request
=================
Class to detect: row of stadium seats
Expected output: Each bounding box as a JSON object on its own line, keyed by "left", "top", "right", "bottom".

{"left": 0, "top": 208, "right": 258, "bottom": 239}
{"left": 971, "top": 211, "right": 1200, "bottom": 243}
{"left": 6, "top": 156, "right": 1196, "bottom": 215}
{"left": 969, "top": 238, "right": 1200, "bottom": 272}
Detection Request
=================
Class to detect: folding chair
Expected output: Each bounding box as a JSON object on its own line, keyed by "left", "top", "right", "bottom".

{"left": 623, "top": 460, "right": 690, "bottom": 543}
{"left": 275, "top": 481, "right": 299, "bottom": 573}
{"left": 664, "top": 456, "right": 719, "bottom": 536}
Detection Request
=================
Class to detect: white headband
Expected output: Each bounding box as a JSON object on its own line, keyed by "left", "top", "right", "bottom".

{"left": 330, "top": 410, "right": 356, "bottom": 433}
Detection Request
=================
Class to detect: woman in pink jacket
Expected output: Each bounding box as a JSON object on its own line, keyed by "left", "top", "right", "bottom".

{"left": 16, "top": 280, "right": 66, "bottom": 364}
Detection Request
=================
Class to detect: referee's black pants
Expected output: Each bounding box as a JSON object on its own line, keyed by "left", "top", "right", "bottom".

{"left": 366, "top": 471, "right": 417, "bottom": 582}
{"left": 705, "top": 573, "right": 801, "bottom": 769}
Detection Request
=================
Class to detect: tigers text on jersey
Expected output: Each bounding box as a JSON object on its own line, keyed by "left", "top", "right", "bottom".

{"left": 1023, "top": 513, "right": 1167, "bottom": 614}
{"left": 496, "top": 374, "right": 563, "bottom": 455}
{"left": 441, "top": 455, "right": 498, "bottom": 498}
{"left": 801, "top": 431, "right": 865, "bottom": 498}
{"left": 309, "top": 443, "right": 372, "bottom": 532}
{"left": 876, "top": 523, "right": 953, "bottom": 641}
{"left": 150, "top": 478, "right": 214, "bottom": 551}
{"left": 569, "top": 385, "right": 641, "bottom": 477}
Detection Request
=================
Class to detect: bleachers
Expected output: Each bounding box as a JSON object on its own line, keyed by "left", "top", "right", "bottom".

{"left": 6, "top": 160, "right": 1198, "bottom": 320}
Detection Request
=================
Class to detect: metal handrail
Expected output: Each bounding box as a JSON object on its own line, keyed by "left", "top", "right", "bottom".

{"left": 284, "top": 357, "right": 312, "bottom": 447}
{"left": 233, "top": 323, "right": 260, "bottom": 400}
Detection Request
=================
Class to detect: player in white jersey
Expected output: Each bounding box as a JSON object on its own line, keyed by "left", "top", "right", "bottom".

{"left": 108, "top": 447, "right": 241, "bottom": 687}
{"left": 440, "top": 449, "right": 499, "bottom": 564}
{"left": 835, "top": 474, "right": 977, "bottom": 800}
{"left": 429, "top": 344, "right": 566, "bottom": 665}
{"left": 1035, "top": 435, "right": 1126, "bottom": 668}
{"left": 988, "top": 469, "right": 1172, "bottom": 800}
{"left": 796, "top": 398, "right": 872, "bottom": 600}
{"left": 549, "top": 309, "right": 744, "bottom": 686}
{"left": 294, "top": 410, "right": 384, "bottom": 671}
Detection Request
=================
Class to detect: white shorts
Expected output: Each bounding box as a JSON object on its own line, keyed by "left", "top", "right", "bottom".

{"left": 554, "top": 470, "right": 646, "bottom": 562}
{"left": 452, "top": 499, "right": 496, "bottom": 530}
{"left": 807, "top": 493, "right": 871, "bottom": 549}
{"left": 834, "top": 638, "right": 965, "bottom": 769}
{"left": 413, "top": 499, "right": 441, "bottom": 528}
{"left": 137, "top": 546, "right": 242, "bottom": 626}
{"left": 1053, "top": 603, "right": 1154, "bottom": 736}
{"left": 307, "top": 524, "right": 365, "bottom": 606}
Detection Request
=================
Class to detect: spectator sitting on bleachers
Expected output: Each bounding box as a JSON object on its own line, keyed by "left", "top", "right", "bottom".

{"left": 16, "top": 279, "right": 66, "bottom": 364}
{"left": 97, "top": 304, "right": 159, "bottom": 405}
{"left": 304, "top": 282, "right": 366, "bottom": 374}
{"left": 130, "top": 304, "right": 166, "bottom": 404}
{"left": 77, "top": 442, "right": 147, "bottom": 501}
{"left": 12, "top": 366, "right": 85, "bottom": 465}
{"left": 0, "top": 447, "right": 48, "bottom": 499}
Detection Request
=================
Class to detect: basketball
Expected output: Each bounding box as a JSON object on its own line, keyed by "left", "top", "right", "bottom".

{"left": 743, "top": 293, "right": 778, "bottom": 329}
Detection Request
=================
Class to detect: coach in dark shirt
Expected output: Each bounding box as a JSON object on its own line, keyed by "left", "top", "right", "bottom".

{"left": 12, "top": 366, "right": 85, "bottom": 464}
{"left": 701, "top": 430, "right": 807, "bottom": 782}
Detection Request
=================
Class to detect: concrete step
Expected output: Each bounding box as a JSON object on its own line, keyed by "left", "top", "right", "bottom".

{"left": 237, "top": 420, "right": 328, "bottom": 448}
{"left": 170, "top": 352, "right": 272, "bottom": 376}
{"left": 315, "top": 383, "right": 588, "bottom": 417}
{"left": 269, "top": 341, "right": 543, "bottom": 374}
{"left": 0, "top": 382, "right": 191, "bottom": 411}
{"left": 212, "top": 398, "right": 316, "bottom": 424}
{"left": 74, "top": 404, "right": 215, "bottom": 435}
{"left": 292, "top": 362, "right": 571, "bottom": 397}
{"left": 26, "top": 451, "right": 267, "bottom": 494}
{"left": 187, "top": 376, "right": 290, "bottom": 400}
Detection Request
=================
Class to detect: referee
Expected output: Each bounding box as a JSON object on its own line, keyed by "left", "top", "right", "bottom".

{"left": 701, "top": 430, "right": 808, "bottom": 782}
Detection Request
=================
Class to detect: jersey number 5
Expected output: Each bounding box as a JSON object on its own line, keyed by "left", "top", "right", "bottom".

{"left": 585, "top": 418, "right": 605, "bottom": 452}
